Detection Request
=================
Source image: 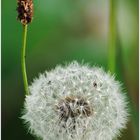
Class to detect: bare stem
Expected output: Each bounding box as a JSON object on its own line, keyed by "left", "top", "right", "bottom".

{"left": 21, "top": 25, "right": 29, "bottom": 95}
{"left": 108, "top": 0, "right": 116, "bottom": 73}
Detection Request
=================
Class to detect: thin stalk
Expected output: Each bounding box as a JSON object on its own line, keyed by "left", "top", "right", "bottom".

{"left": 21, "top": 25, "right": 29, "bottom": 95}
{"left": 108, "top": 0, "right": 116, "bottom": 73}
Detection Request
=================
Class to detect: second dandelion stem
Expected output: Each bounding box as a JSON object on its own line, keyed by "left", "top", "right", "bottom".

{"left": 108, "top": 0, "right": 116, "bottom": 73}
{"left": 21, "top": 25, "right": 29, "bottom": 95}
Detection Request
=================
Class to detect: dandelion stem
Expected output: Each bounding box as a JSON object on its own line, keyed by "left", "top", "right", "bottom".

{"left": 108, "top": 0, "right": 116, "bottom": 73}
{"left": 21, "top": 25, "right": 29, "bottom": 95}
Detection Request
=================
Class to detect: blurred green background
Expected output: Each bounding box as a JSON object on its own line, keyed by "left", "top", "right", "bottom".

{"left": 2, "top": 0, "right": 138, "bottom": 140}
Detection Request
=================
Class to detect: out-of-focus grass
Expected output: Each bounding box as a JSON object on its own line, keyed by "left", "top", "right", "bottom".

{"left": 2, "top": 0, "right": 138, "bottom": 140}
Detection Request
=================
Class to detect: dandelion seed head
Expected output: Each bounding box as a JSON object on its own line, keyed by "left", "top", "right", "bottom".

{"left": 22, "top": 61, "right": 129, "bottom": 140}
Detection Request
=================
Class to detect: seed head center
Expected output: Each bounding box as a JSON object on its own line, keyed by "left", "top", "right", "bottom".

{"left": 55, "top": 96, "right": 93, "bottom": 122}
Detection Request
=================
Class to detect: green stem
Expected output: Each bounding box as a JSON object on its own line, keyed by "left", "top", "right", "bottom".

{"left": 108, "top": 0, "right": 116, "bottom": 73}
{"left": 21, "top": 25, "right": 29, "bottom": 95}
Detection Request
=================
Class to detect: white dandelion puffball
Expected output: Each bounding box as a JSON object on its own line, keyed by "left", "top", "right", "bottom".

{"left": 22, "top": 61, "right": 128, "bottom": 140}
